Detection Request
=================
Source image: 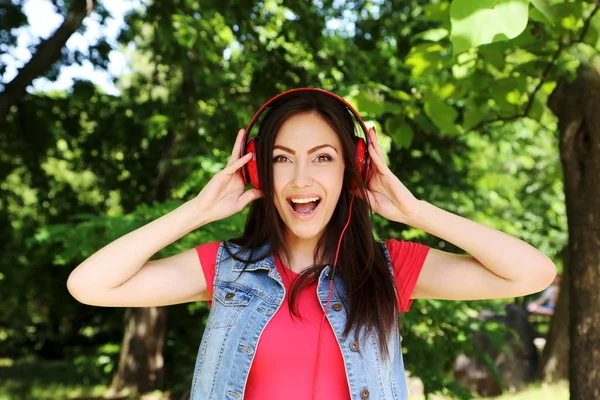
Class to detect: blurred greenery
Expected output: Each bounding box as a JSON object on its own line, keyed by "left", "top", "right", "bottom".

{"left": 0, "top": 357, "right": 569, "bottom": 400}
{"left": 0, "top": 358, "right": 107, "bottom": 400}
{"left": 2, "top": 0, "right": 596, "bottom": 398}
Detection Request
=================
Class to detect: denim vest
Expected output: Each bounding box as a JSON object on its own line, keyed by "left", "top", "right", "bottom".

{"left": 190, "top": 241, "right": 409, "bottom": 399}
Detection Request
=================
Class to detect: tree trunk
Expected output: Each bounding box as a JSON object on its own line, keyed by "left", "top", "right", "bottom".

{"left": 0, "top": 0, "right": 97, "bottom": 122}
{"left": 108, "top": 129, "right": 176, "bottom": 396}
{"left": 109, "top": 308, "right": 167, "bottom": 395}
{"left": 539, "top": 267, "right": 568, "bottom": 382}
{"left": 548, "top": 64, "right": 600, "bottom": 400}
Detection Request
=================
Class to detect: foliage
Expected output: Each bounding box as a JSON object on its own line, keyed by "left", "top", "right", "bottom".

{"left": 0, "top": 1, "right": 112, "bottom": 87}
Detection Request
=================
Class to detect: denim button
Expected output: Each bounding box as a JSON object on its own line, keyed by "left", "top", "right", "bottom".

{"left": 225, "top": 293, "right": 235, "bottom": 300}
{"left": 350, "top": 341, "right": 359, "bottom": 351}
{"left": 361, "top": 389, "right": 370, "bottom": 399}
{"left": 332, "top": 303, "right": 342, "bottom": 311}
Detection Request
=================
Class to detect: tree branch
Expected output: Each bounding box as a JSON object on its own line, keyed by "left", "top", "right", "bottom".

{"left": 522, "top": 40, "right": 565, "bottom": 117}
{"left": 0, "top": 0, "right": 97, "bottom": 122}
{"left": 469, "top": 3, "right": 600, "bottom": 132}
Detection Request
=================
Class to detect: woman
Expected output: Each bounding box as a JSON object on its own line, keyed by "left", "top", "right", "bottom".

{"left": 67, "top": 88, "right": 556, "bottom": 400}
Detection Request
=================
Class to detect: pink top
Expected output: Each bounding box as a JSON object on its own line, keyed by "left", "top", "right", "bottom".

{"left": 196, "top": 240, "right": 430, "bottom": 399}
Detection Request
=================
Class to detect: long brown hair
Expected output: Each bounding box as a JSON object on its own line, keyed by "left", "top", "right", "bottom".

{"left": 227, "top": 91, "right": 397, "bottom": 355}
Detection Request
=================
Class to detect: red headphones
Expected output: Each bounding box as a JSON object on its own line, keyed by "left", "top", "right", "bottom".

{"left": 239, "top": 88, "right": 371, "bottom": 189}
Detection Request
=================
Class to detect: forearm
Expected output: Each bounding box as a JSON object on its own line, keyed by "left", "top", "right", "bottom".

{"left": 406, "top": 200, "right": 555, "bottom": 282}
{"left": 68, "top": 200, "right": 208, "bottom": 291}
{"left": 529, "top": 298, "right": 542, "bottom": 306}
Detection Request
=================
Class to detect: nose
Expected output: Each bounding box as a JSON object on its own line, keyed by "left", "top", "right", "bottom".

{"left": 291, "top": 163, "right": 313, "bottom": 188}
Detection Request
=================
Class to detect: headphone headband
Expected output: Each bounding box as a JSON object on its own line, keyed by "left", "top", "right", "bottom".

{"left": 241, "top": 88, "right": 370, "bottom": 155}
{"left": 240, "top": 87, "right": 371, "bottom": 189}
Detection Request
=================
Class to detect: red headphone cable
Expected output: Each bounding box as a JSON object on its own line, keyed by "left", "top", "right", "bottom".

{"left": 312, "top": 194, "right": 355, "bottom": 399}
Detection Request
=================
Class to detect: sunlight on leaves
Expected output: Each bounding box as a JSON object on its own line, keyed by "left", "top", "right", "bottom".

{"left": 450, "top": 0, "right": 530, "bottom": 55}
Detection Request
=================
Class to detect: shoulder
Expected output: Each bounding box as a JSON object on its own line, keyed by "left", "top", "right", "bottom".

{"left": 196, "top": 241, "right": 222, "bottom": 256}
{"left": 381, "top": 238, "right": 431, "bottom": 275}
{"left": 384, "top": 238, "right": 431, "bottom": 258}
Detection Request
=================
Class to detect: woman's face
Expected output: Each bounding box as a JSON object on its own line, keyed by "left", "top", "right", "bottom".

{"left": 272, "top": 112, "right": 346, "bottom": 242}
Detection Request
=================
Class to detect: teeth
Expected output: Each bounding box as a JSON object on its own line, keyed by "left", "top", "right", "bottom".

{"left": 290, "top": 197, "right": 320, "bottom": 204}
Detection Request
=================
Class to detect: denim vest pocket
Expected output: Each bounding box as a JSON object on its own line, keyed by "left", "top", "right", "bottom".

{"left": 208, "top": 282, "right": 254, "bottom": 329}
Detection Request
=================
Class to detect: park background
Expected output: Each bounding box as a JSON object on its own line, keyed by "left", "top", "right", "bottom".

{"left": 1, "top": 0, "right": 598, "bottom": 399}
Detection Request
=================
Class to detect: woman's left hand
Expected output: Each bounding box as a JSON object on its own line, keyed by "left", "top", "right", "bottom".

{"left": 361, "top": 127, "right": 422, "bottom": 225}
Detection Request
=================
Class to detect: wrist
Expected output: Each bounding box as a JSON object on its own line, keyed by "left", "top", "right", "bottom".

{"left": 183, "top": 198, "right": 213, "bottom": 229}
{"left": 403, "top": 199, "right": 428, "bottom": 227}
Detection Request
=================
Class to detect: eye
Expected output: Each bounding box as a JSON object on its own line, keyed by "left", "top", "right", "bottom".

{"left": 273, "top": 155, "right": 290, "bottom": 163}
{"left": 315, "top": 154, "right": 332, "bottom": 163}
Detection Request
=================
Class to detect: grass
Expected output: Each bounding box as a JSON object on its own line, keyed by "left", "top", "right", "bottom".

{"left": 0, "top": 358, "right": 569, "bottom": 400}
{"left": 0, "top": 358, "right": 108, "bottom": 400}
{"left": 409, "top": 381, "right": 568, "bottom": 400}
{"left": 479, "top": 381, "right": 568, "bottom": 400}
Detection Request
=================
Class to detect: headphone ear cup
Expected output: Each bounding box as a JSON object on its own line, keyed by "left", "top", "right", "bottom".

{"left": 246, "top": 138, "right": 261, "bottom": 189}
{"left": 356, "top": 138, "right": 369, "bottom": 182}
{"left": 350, "top": 138, "right": 368, "bottom": 190}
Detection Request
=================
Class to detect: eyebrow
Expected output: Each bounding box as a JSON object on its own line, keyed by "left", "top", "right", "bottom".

{"left": 273, "top": 144, "right": 338, "bottom": 155}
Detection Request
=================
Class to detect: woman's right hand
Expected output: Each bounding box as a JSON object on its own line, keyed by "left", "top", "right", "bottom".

{"left": 192, "top": 128, "right": 263, "bottom": 223}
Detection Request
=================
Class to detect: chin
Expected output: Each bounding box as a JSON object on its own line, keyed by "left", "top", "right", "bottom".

{"left": 286, "top": 222, "right": 326, "bottom": 241}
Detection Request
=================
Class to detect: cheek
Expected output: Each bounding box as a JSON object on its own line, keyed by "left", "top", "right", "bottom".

{"left": 272, "top": 168, "right": 287, "bottom": 210}
{"left": 272, "top": 167, "right": 286, "bottom": 194}
{"left": 320, "top": 166, "right": 345, "bottom": 194}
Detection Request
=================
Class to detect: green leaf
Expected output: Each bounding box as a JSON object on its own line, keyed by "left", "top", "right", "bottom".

{"left": 530, "top": 0, "right": 555, "bottom": 24}
{"left": 389, "top": 90, "right": 412, "bottom": 102}
{"left": 529, "top": 94, "right": 546, "bottom": 120}
{"left": 405, "top": 43, "right": 445, "bottom": 76}
{"left": 492, "top": 90, "right": 518, "bottom": 116}
{"left": 422, "top": 2, "right": 451, "bottom": 22}
{"left": 413, "top": 28, "right": 450, "bottom": 43}
{"left": 463, "top": 103, "right": 485, "bottom": 131}
{"left": 478, "top": 45, "right": 507, "bottom": 71}
{"left": 346, "top": 88, "right": 387, "bottom": 116}
{"left": 552, "top": 2, "right": 583, "bottom": 20}
{"left": 583, "top": 12, "right": 600, "bottom": 48}
{"left": 506, "top": 89, "right": 523, "bottom": 105}
{"left": 385, "top": 116, "right": 414, "bottom": 149}
{"left": 529, "top": 8, "right": 551, "bottom": 25}
{"left": 423, "top": 94, "right": 460, "bottom": 134}
{"left": 450, "top": 0, "right": 530, "bottom": 55}
{"left": 505, "top": 49, "right": 537, "bottom": 65}
{"left": 436, "top": 83, "right": 458, "bottom": 101}
{"left": 452, "top": 52, "right": 477, "bottom": 79}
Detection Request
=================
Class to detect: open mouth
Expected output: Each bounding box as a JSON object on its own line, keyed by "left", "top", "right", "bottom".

{"left": 288, "top": 196, "right": 321, "bottom": 216}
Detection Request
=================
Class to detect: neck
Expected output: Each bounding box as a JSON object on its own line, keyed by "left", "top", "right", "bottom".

{"left": 282, "top": 232, "right": 322, "bottom": 273}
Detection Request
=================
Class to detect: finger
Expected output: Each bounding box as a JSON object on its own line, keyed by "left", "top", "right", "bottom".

{"left": 353, "top": 188, "right": 375, "bottom": 209}
{"left": 363, "top": 190, "right": 377, "bottom": 210}
{"left": 224, "top": 152, "right": 253, "bottom": 175}
{"left": 228, "top": 128, "right": 246, "bottom": 165}
{"left": 369, "top": 127, "right": 385, "bottom": 159}
{"left": 368, "top": 142, "right": 388, "bottom": 172}
{"left": 237, "top": 188, "right": 263, "bottom": 210}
